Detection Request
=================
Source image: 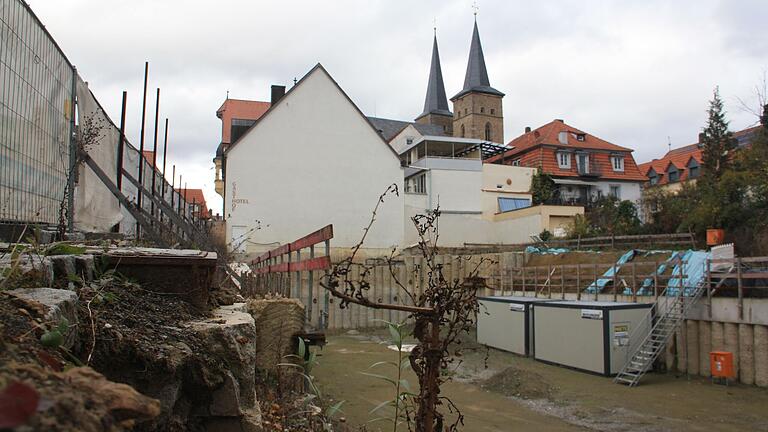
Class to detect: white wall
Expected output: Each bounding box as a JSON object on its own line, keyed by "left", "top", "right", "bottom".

{"left": 429, "top": 169, "right": 481, "bottom": 213}
{"left": 403, "top": 204, "right": 541, "bottom": 247}
{"left": 594, "top": 181, "right": 642, "bottom": 204}
{"left": 225, "top": 66, "right": 404, "bottom": 254}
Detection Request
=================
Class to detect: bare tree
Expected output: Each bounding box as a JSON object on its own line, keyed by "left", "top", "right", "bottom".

{"left": 320, "top": 184, "right": 491, "bottom": 432}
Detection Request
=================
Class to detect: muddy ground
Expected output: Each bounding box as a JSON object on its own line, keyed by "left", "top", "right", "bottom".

{"left": 313, "top": 330, "right": 768, "bottom": 432}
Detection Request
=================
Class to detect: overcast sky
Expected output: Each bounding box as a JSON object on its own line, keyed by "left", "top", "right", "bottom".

{"left": 30, "top": 0, "right": 767, "bottom": 213}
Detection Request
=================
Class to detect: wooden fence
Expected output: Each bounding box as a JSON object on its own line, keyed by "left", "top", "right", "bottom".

{"left": 465, "top": 232, "right": 697, "bottom": 251}
{"left": 244, "top": 225, "right": 767, "bottom": 330}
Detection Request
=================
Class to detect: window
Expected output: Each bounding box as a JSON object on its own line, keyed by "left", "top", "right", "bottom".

{"left": 649, "top": 170, "right": 658, "bottom": 185}
{"left": 230, "top": 118, "right": 256, "bottom": 143}
{"left": 609, "top": 185, "right": 621, "bottom": 199}
{"left": 512, "top": 159, "right": 521, "bottom": 166}
{"left": 668, "top": 166, "right": 679, "bottom": 182}
{"left": 464, "top": 108, "right": 468, "bottom": 115}
{"left": 460, "top": 124, "right": 465, "bottom": 137}
{"left": 557, "top": 152, "right": 571, "bottom": 169}
{"left": 498, "top": 197, "right": 531, "bottom": 212}
{"left": 611, "top": 155, "right": 624, "bottom": 172}
{"left": 490, "top": 108, "right": 495, "bottom": 115}
{"left": 484, "top": 122, "right": 492, "bottom": 141}
{"left": 406, "top": 137, "right": 413, "bottom": 145}
{"left": 406, "top": 173, "right": 427, "bottom": 194}
{"left": 576, "top": 134, "right": 586, "bottom": 142}
{"left": 480, "top": 107, "right": 485, "bottom": 113}
{"left": 688, "top": 160, "right": 700, "bottom": 179}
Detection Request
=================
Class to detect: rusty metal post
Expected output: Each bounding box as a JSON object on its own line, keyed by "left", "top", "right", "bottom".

{"left": 137, "top": 62, "right": 149, "bottom": 238}
{"left": 521, "top": 266, "right": 526, "bottom": 296}
{"left": 160, "top": 118, "right": 169, "bottom": 222}
{"left": 150, "top": 88, "right": 160, "bottom": 223}
{"left": 116, "top": 91, "right": 127, "bottom": 191}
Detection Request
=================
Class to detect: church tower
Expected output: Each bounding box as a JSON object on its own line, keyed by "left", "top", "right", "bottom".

{"left": 451, "top": 20, "right": 504, "bottom": 142}
{"left": 415, "top": 33, "right": 453, "bottom": 135}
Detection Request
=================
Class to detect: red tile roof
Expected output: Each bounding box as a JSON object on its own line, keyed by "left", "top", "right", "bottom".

{"left": 486, "top": 119, "right": 647, "bottom": 181}
{"left": 178, "top": 188, "right": 209, "bottom": 218}
{"left": 638, "top": 125, "right": 760, "bottom": 186}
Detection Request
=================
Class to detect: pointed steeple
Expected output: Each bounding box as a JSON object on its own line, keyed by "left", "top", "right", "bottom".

{"left": 452, "top": 20, "right": 504, "bottom": 100}
{"left": 419, "top": 34, "right": 452, "bottom": 118}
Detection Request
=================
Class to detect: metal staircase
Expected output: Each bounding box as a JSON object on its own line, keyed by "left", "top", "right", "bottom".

{"left": 613, "top": 279, "right": 707, "bottom": 387}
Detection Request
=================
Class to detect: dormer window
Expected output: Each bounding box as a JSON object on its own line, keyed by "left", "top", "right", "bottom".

{"left": 512, "top": 159, "right": 521, "bottom": 166}
{"left": 667, "top": 166, "right": 680, "bottom": 182}
{"left": 557, "top": 152, "right": 571, "bottom": 169}
{"left": 558, "top": 131, "right": 569, "bottom": 145}
{"left": 648, "top": 169, "right": 659, "bottom": 185}
{"left": 576, "top": 134, "right": 586, "bottom": 142}
{"left": 406, "top": 137, "right": 414, "bottom": 146}
{"left": 611, "top": 155, "right": 624, "bottom": 172}
{"left": 688, "top": 159, "right": 700, "bottom": 179}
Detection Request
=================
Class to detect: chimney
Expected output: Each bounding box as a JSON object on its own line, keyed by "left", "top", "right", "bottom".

{"left": 271, "top": 85, "right": 286, "bottom": 105}
{"left": 525, "top": 126, "right": 531, "bottom": 133}
{"left": 698, "top": 132, "right": 705, "bottom": 144}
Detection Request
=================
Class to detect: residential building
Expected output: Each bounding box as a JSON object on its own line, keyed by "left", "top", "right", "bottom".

{"left": 223, "top": 64, "right": 405, "bottom": 256}
{"left": 486, "top": 120, "right": 647, "bottom": 205}
{"left": 220, "top": 20, "right": 585, "bottom": 254}
{"left": 213, "top": 97, "right": 271, "bottom": 210}
{"left": 638, "top": 125, "right": 761, "bottom": 192}
{"left": 177, "top": 188, "right": 210, "bottom": 220}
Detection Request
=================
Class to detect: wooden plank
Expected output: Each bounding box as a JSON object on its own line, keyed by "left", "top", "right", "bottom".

{"left": 292, "top": 224, "right": 334, "bottom": 251}
{"left": 290, "top": 256, "right": 332, "bottom": 272}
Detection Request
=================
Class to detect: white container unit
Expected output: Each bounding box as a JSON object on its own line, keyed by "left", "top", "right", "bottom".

{"left": 533, "top": 301, "right": 653, "bottom": 376}
{"left": 477, "top": 296, "right": 555, "bottom": 356}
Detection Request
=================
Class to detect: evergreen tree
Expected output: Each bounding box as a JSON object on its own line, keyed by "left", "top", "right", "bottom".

{"left": 531, "top": 169, "right": 556, "bottom": 204}
{"left": 700, "top": 87, "right": 736, "bottom": 181}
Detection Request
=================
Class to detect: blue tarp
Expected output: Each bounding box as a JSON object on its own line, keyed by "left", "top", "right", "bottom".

{"left": 623, "top": 251, "right": 683, "bottom": 296}
{"left": 666, "top": 250, "right": 710, "bottom": 296}
{"left": 525, "top": 246, "right": 570, "bottom": 255}
{"left": 585, "top": 249, "right": 637, "bottom": 294}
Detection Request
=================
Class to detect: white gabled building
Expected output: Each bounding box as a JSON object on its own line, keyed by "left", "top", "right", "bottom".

{"left": 223, "top": 64, "right": 404, "bottom": 256}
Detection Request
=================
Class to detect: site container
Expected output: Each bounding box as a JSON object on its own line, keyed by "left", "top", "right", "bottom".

{"left": 476, "top": 296, "right": 555, "bottom": 356}
{"left": 533, "top": 301, "right": 653, "bottom": 376}
{"left": 710, "top": 351, "right": 735, "bottom": 379}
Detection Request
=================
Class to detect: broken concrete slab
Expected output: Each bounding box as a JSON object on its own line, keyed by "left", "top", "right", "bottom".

{"left": 7, "top": 287, "right": 79, "bottom": 348}
{"left": 192, "top": 303, "right": 257, "bottom": 415}
{"left": 0, "top": 253, "right": 54, "bottom": 287}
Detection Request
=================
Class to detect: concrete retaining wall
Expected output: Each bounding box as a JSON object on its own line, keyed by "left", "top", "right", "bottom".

{"left": 668, "top": 319, "right": 768, "bottom": 387}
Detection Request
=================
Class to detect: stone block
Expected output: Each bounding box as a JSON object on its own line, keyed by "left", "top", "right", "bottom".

{"left": 246, "top": 298, "right": 305, "bottom": 371}
{"left": 192, "top": 304, "right": 257, "bottom": 414}
{"left": 7, "top": 287, "right": 79, "bottom": 349}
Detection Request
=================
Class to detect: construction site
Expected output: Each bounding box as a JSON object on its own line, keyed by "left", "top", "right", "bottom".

{"left": 2, "top": 1, "right": 768, "bottom": 431}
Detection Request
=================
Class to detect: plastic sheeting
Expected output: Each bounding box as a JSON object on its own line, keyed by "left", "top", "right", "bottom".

{"left": 624, "top": 251, "right": 683, "bottom": 296}
{"left": 585, "top": 249, "right": 637, "bottom": 294}
{"left": 525, "top": 246, "right": 570, "bottom": 255}
{"left": 73, "top": 78, "right": 123, "bottom": 232}
{"left": 666, "top": 250, "right": 710, "bottom": 296}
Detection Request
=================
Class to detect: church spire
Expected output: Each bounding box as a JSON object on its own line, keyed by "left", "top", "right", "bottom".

{"left": 419, "top": 33, "right": 452, "bottom": 118}
{"left": 452, "top": 19, "right": 504, "bottom": 101}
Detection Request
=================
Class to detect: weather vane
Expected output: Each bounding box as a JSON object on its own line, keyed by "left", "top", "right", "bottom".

{"left": 472, "top": 1, "right": 479, "bottom": 18}
{"left": 433, "top": 17, "right": 437, "bottom": 35}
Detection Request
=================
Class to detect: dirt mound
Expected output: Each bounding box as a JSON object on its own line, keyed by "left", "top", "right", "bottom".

{"left": 482, "top": 367, "right": 556, "bottom": 400}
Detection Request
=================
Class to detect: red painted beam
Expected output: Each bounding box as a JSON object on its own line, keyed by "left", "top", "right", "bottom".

{"left": 289, "top": 256, "right": 331, "bottom": 272}
{"left": 292, "top": 225, "right": 333, "bottom": 251}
